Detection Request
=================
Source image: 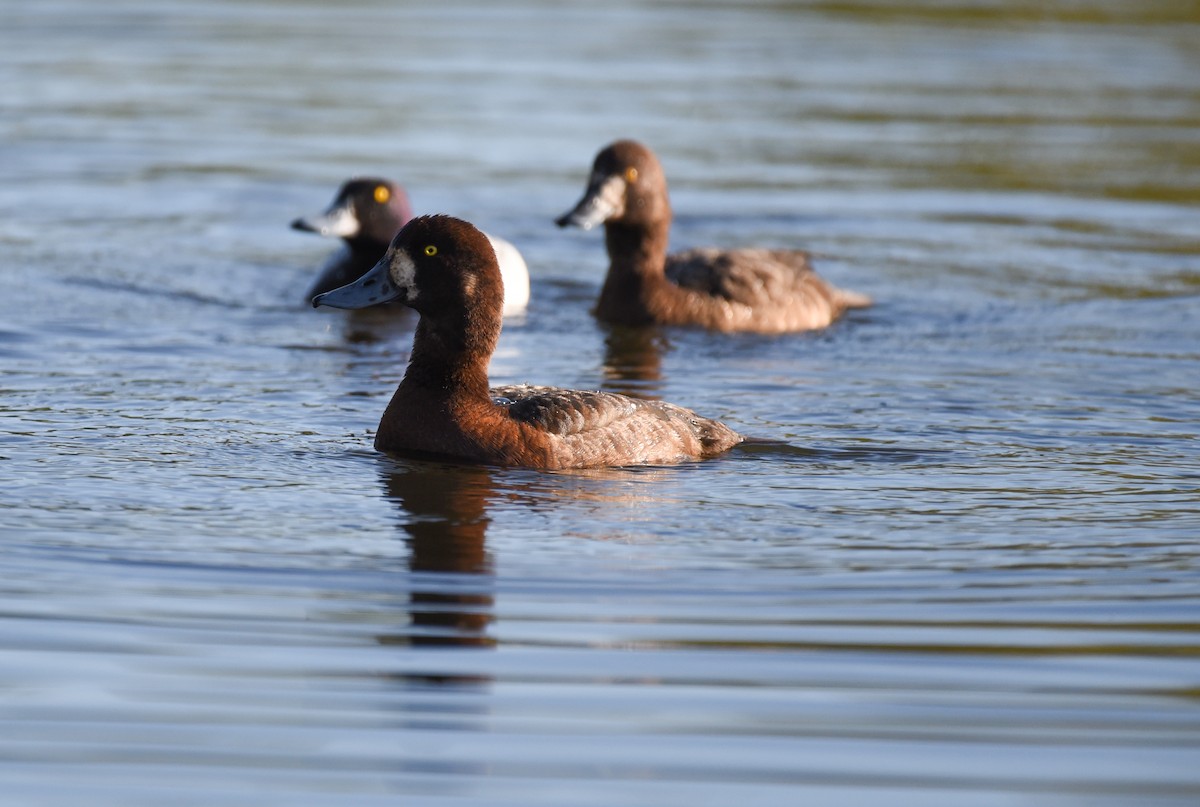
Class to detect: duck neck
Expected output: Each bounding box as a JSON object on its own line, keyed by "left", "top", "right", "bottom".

{"left": 598, "top": 219, "right": 671, "bottom": 319}
{"left": 400, "top": 311, "right": 497, "bottom": 407}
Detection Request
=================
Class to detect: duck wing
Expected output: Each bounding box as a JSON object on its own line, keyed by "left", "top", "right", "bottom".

{"left": 492, "top": 385, "right": 642, "bottom": 435}
{"left": 491, "top": 384, "right": 741, "bottom": 465}
{"left": 666, "top": 248, "right": 822, "bottom": 303}
{"left": 666, "top": 247, "right": 871, "bottom": 327}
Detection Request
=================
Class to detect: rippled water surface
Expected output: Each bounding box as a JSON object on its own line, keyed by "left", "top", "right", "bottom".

{"left": 2, "top": 1, "right": 1199, "bottom": 804}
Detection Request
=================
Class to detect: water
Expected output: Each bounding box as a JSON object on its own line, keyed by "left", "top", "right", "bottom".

{"left": 2, "top": 0, "right": 1199, "bottom": 804}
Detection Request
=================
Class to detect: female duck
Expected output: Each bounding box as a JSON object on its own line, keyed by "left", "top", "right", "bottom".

{"left": 556, "top": 140, "right": 869, "bottom": 334}
{"left": 293, "top": 177, "right": 530, "bottom": 316}
{"left": 313, "top": 215, "right": 742, "bottom": 469}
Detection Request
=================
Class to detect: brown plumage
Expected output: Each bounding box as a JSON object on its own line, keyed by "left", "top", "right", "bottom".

{"left": 556, "top": 139, "right": 870, "bottom": 334}
{"left": 313, "top": 215, "right": 742, "bottom": 469}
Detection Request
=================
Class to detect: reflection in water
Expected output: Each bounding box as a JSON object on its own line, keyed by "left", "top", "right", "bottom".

{"left": 600, "top": 324, "right": 670, "bottom": 398}
{"left": 378, "top": 460, "right": 496, "bottom": 687}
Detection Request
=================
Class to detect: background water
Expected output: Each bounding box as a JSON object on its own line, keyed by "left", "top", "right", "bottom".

{"left": 2, "top": 1, "right": 1199, "bottom": 804}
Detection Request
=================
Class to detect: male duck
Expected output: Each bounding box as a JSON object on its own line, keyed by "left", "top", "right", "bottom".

{"left": 313, "top": 215, "right": 742, "bottom": 469}
{"left": 293, "top": 177, "right": 530, "bottom": 316}
{"left": 556, "top": 140, "right": 870, "bottom": 334}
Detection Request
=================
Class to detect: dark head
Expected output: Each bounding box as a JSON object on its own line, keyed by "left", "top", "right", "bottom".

{"left": 291, "top": 177, "right": 413, "bottom": 245}
{"left": 312, "top": 215, "right": 503, "bottom": 322}
{"left": 555, "top": 140, "right": 670, "bottom": 230}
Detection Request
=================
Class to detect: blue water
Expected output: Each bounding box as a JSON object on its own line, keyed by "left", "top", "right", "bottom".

{"left": 2, "top": 1, "right": 1199, "bottom": 804}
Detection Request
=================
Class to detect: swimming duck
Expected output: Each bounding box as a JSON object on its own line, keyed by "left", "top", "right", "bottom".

{"left": 292, "top": 177, "right": 530, "bottom": 316}
{"left": 313, "top": 215, "right": 742, "bottom": 469}
{"left": 556, "top": 140, "right": 870, "bottom": 333}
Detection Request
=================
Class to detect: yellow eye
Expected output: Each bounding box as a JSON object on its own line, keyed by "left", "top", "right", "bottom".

{"left": 374, "top": 185, "right": 391, "bottom": 204}
{"left": 423, "top": 245, "right": 438, "bottom": 256}
{"left": 625, "top": 167, "right": 638, "bottom": 182}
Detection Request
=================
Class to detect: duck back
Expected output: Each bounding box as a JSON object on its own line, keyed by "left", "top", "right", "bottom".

{"left": 663, "top": 247, "right": 871, "bottom": 333}
{"left": 496, "top": 384, "right": 741, "bottom": 468}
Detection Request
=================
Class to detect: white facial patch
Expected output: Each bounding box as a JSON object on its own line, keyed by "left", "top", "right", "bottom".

{"left": 320, "top": 205, "right": 361, "bottom": 238}
{"left": 596, "top": 174, "right": 627, "bottom": 216}
{"left": 391, "top": 249, "right": 419, "bottom": 302}
{"left": 565, "top": 174, "right": 626, "bottom": 230}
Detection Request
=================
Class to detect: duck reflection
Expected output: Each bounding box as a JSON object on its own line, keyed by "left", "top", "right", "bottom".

{"left": 376, "top": 459, "right": 496, "bottom": 688}
{"left": 599, "top": 323, "right": 670, "bottom": 399}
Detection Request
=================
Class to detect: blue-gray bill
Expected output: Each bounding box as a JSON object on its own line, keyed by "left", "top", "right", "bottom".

{"left": 311, "top": 257, "right": 401, "bottom": 309}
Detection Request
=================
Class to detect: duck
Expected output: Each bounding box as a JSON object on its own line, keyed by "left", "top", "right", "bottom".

{"left": 292, "top": 177, "right": 530, "bottom": 316}
{"left": 313, "top": 215, "right": 742, "bottom": 469}
{"left": 555, "top": 140, "right": 870, "bottom": 334}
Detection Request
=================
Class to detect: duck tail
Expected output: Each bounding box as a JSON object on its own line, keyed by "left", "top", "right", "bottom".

{"left": 698, "top": 419, "right": 744, "bottom": 456}
{"left": 834, "top": 288, "right": 873, "bottom": 310}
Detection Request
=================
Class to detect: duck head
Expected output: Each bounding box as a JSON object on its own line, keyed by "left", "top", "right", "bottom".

{"left": 291, "top": 177, "right": 413, "bottom": 244}
{"left": 313, "top": 215, "right": 503, "bottom": 321}
{"left": 556, "top": 140, "right": 670, "bottom": 230}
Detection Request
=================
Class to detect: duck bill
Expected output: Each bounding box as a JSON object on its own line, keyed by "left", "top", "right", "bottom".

{"left": 290, "top": 203, "right": 361, "bottom": 238}
{"left": 311, "top": 257, "right": 402, "bottom": 309}
{"left": 554, "top": 175, "right": 625, "bottom": 230}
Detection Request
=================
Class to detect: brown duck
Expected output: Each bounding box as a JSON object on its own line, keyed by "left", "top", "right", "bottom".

{"left": 313, "top": 215, "right": 742, "bottom": 469}
{"left": 557, "top": 140, "right": 870, "bottom": 334}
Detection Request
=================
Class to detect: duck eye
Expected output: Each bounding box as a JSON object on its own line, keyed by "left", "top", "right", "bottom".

{"left": 374, "top": 185, "right": 390, "bottom": 204}
{"left": 423, "top": 245, "right": 438, "bottom": 256}
{"left": 625, "top": 167, "right": 638, "bottom": 182}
